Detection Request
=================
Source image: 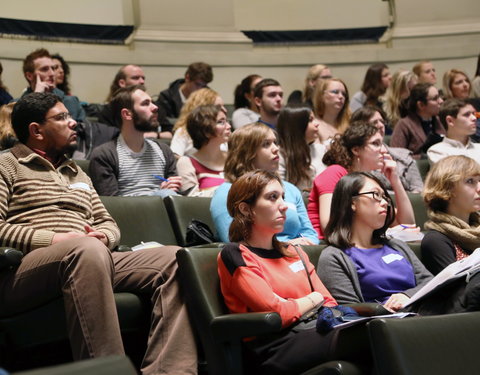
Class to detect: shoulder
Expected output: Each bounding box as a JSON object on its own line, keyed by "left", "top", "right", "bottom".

{"left": 177, "top": 155, "right": 194, "bottom": 169}
{"left": 422, "top": 230, "right": 453, "bottom": 246}
{"left": 211, "top": 182, "right": 231, "bottom": 203}
{"left": 314, "top": 165, "right": 347, "bottom": 185}
{"left": 90, "top": 139, "right": 117, "bottom": 159}
{"left": 220, "top": 243, "right": 247, "bottom": 276}
{"left": 320, "top": 245, "right": 346, "bottom": 261}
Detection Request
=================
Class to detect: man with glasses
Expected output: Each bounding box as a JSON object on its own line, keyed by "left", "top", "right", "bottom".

{"left": 391, "top": 83, "right": 446, "bottom": 159}
{"left": 156, "top": 62, "right": 213, "bottom": 120}
{"left": 0, "top": 92, "right": 197, "bottom": 375}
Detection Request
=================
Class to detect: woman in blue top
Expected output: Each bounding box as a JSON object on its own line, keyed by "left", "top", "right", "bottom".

{"left": 210, "top": 123, "right": 319, "bottom": 245}
{"left": 317, "top": 172, "right": 432, "bottom": 311}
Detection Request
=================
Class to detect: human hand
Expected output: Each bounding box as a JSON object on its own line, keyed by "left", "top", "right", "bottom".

{"left": 384, "top": 293, "right": 410, "bottom": 312}
{"left": 381, "top": 152, "right": 398, "bottom": 180}
{"left": 34, "top": 74, "right": 54, "bottom": 93}
{"left": 51, "top": 231, "right": 86, "bottom": 244}
{"left": 288, "top": 237, "right": 315, "bottom": 246}
{"left": 160, "top": 176, "right": 182, "bottom": 192}
{"left": 309, "top": 291, "right": 325, "bottom": 307}
{"left": 84, "top": 225, "right": 108, "bottom": 245}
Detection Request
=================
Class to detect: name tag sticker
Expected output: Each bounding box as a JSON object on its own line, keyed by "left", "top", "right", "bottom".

{"left": 289, "top": 260, "right": 305, "bottom": 273}
{"left": 69, "top": 182, "right": 91, "bottom": 191}
{"left": 382, "top": 253, "right": 404, "bottom": 264}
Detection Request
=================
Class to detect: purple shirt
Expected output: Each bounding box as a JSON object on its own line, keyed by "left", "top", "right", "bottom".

{"left": 345, "top": 245, "right": 416, "bottom": 303}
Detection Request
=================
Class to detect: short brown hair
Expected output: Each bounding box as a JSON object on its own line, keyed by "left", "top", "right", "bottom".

{"left": 110, "top": 84, "right": 146, "bottom": 127}
{"left": 23, "top": 48, "right": 51, "bottom": 75}
{"left": 186, "top": 105, "right": 223, "bottom": 149}
{"left": 253, "top": 78, "right": 281, "bottom": 99}
{"left": 224, "top": 123, "right": 275, "bottom": 183}
{"left": 439, "top": 98, "right": 470, "bottom": 128}
{"left": 423, "top": 155, "right": 480, "bottom": 213}
{"left": 186, "top": 62, "right": 213, "bottom": 83}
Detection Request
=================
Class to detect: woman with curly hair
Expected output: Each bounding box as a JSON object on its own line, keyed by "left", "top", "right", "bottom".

{"left": 312, "top": 78, "right": 351, "bottom": 144}
{"left": 277, "top": 105, "right": 326, "bottom": 194}
{"left": 170, "top": 87, "right": 226, "bottom": 157}
{"left": 307, "top": 122, "right": 415, "bottom": 238}
{"left": 350, "top": 63, "right": 392, "bottom": 113}
{"left": 51, "top": 53, "right": 71, "bottom": 95}
{"left": 421, "top": 155, "right": 480, "bottom": 275}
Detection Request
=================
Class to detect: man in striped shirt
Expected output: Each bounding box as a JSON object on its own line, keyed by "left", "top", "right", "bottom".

{"left": 0, "top": 92, "right": 197, "bottom": 374}
{"left": 89, "top": 85, "right": 182, "bottom": 197}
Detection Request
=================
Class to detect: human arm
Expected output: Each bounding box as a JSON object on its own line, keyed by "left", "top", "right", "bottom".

{"left": 316, "top": 246, "right": 365, "bottom": 304}
{"left": 382, "top": 152, "right": 415, "bottom": 225}
{"left": 390, "top": 120, "right": 409, "bottom": 149}
{"left": 176, "top": 156, "right": 199, "bottom": 195}
{"left": 426, "top": 143, "right": 446, "bottom": 165}
{"left": 210, "top": 184, "right": 232, "bottom": 243}
{"left": 421, "top": 231, "right": 457, "bottom": 275}
{"left": 88, "top": 143, "right": 119, "bottom": 196}
{"left": 319, "top": 193, "right": 333, "bottom": 233}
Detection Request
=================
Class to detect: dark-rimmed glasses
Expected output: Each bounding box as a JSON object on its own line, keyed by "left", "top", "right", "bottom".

{"left": 354, "top": 191, "right": 390, "bottom": 203}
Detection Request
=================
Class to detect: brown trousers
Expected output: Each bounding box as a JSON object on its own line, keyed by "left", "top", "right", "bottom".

{"left": 0, "top": 237, "right": 197, "bottom": 375}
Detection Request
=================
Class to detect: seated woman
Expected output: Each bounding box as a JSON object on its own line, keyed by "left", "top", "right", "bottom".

{"left": 307, "top": 122, "right": 415, "bottom": 239}
{"left": 350, "top": 63, "right": 392, "bottom": 113}
{"left": 231, "top": 74, "right": 262, "bottom": 129}
{"left": 218, "top": 170, "right": 339, "bottom": 374}
{"left": 312, "top": 78, "right": 351, "bottom": 145}
{"left": 421, "top": 155, "right": 480, "bottom": 275}
{"left": 287, "top": 64, "right": 332, "bottom": 107}
{"left": 277, "top": 105, "right": 326, "bottom": 195}
{"left": 382, "top": 70, "right": 417, "bottom": 129}
{"left": 177, "top": 105, "right": 230, "bottom": 197}
{"left": 170, "top": 88, "right": 226, "bottom": 157}
{"left": 210, "top": 123, "right": 319, "bottom": 245}
{"left": 318, "top": 172, "right": 432, "bottom": 310}
{"left": 351, "top": 105, "right": 423, "bottom": 193}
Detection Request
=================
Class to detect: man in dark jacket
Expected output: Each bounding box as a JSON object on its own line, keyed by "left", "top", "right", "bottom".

{"left": 156, "top": 62, "right": 213, "bottom": 120}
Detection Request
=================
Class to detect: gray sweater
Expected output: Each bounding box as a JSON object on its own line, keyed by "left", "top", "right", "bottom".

{"left": 317, "top": 239, "right": 433, "bottom": 304}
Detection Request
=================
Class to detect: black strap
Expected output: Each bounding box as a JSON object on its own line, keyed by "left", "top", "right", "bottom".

{"left": 293, "top": 245, "right": 314, "bottom": 292}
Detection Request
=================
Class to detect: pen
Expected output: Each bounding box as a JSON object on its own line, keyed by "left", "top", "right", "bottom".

{"left": 152, "top": 174, "right": 169, "bottom": 182}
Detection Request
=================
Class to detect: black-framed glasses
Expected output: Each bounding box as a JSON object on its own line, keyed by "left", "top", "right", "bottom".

{"left": 354, "top": 191, "right": 390, "bottom": 203}
{"left": 44, "top": 112, "right": 73, "bottom": 122}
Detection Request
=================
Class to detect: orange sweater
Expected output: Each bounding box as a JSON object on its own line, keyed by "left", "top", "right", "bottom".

{"left": 218, "top": 243, "right": 337, "bottom": 328}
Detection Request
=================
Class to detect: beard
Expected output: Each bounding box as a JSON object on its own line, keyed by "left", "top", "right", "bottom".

{"left": 133, "top": 111, "right": 160, "bottom": 132}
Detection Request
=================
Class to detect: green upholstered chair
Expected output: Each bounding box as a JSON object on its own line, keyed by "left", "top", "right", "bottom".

{"left": 176, "top": 246, "right": 366, "bottom": 375}
{"left": 390, "top": 192, "right": 429, "bottom": 231}
{"left": 415, "top": 158, "right": 430, "bottom": 181}
{"left": 12, "top": 355, "right": 137, "bottom": 375}
{"left": 163, "top": 195, "right": 217, "bottom": 247}
{"left": 0, "top": 196, "right": 178, "bottom": 371}
{"left": 368, "top": 312, "right": 480, "bottom": 375}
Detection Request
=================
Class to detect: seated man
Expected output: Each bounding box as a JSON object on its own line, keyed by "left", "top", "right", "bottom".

{"left": 253, "top": 78, "right": 284, "bottom": 129}
{"left": 89, "top": 85, "right": 182, "bottom": 196}
{"left": 156, "top": 62, "right": 213, "bottom": 120}
{"left": 428, "top": 99, "right": 480, "bottom": 164}
{"left": 20, "top": 48, "right": 85, "bottom": 122}
{"left": 0, "top": 92, "right": 197, "bottom": 375}
{"left": 99, "top": 64, "right": 172, "bottom": 138}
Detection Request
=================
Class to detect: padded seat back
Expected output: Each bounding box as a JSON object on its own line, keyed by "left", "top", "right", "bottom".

{"left": 416, "top": 158, "right": 430, "bottom": 181}
{"left": 391, "top": 192, "right": 429, "bottom": 231}
{"left": 163, "top": 195, "right": 217, "bottom": 246}
{"left": 368, "top": 312, "right": 480, "bottom": 375}
{"left": 100, "top": 196, "right": 178, "bottom": 247}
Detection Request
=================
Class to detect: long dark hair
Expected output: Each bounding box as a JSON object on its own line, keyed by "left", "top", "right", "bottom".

{"left": 227, "top": 170, "right": 292, "bottom": 255}
{"left": 324, "top": 172, "right": 395, "bottom": 249}
{"left": 234, "top": 74, "right": 261, "bottom": 109}
{"left": 51, "top": 54, "right": 71, "bottom": 95}
{"left": 361, "top": 63, "right": 389, "bottom": 106}
{"left": 277, "top": 105, "right": 312, "bottom": 186}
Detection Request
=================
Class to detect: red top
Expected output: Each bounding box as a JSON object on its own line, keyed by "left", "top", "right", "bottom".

{"left": 189, "top": 157, "right": 224, "bottom": 190}
{"left": 307, "top": 165, "right": 348, "bottom": 238}
{"left": 218, "top": 242, "right": 337, "bottom": 328}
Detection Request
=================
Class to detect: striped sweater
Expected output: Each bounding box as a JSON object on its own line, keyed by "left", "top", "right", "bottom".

{"left": 0, "top": 144, "right": 120, "bottom": 254}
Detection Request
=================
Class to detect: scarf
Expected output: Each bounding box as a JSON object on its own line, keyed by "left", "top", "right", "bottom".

{"left": 424, "top": 210, "right": 480, "bottom": 254}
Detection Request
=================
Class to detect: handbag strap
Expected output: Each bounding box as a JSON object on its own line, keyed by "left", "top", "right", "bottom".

{"left": 293, "top": 245, "right": 314, "bottom": 292}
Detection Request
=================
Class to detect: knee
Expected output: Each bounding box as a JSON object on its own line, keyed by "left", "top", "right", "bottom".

{"left": 65, "top": 237, "right": 113, "bottom": 269}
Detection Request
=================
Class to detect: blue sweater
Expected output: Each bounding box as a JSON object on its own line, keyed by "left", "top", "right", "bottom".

{"left": 210, "top": 181, "right": 319, "bottom": 244}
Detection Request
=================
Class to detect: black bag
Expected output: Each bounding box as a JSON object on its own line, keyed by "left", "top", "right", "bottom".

{"left": 185, "top": 219, "right": 216, "bottom": 246}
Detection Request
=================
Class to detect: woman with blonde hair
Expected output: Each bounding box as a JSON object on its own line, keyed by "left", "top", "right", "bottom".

{"left": 288, "top": 64, "right": 333, "bottom": 107}
{"left": 170, "top": 87, "right": 226, "bottom": 157}
{"left": 383, "top": 70, "right": 418, "bottom": 128}
{"left": 421, "top": 155, "right": 480, "bottom": 275}
{"left": 210, "top": 123, "right": 319, "bottom": 245}
{"left": 312, "top": 78, "right": 351, "bottom": 144}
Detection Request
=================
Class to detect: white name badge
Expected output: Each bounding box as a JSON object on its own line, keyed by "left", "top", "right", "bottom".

{"left": 289, "top": 260, "right": 305, "bottom": 273}
{"left": 382, "top": 253, "right": 404, "bottom": 264}
{"left": 69, "top": 182, "right": 91, "bottom": 191}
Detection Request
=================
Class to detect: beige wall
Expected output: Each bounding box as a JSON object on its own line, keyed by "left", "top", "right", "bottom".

{"left": 1, "top": 0, "right": 479, "bottom": 104}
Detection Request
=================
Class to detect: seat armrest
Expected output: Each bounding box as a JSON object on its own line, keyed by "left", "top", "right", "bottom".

{"left": 0, "top": 247, "right": 23, "bottom": 271}
{"left": 211, "top": 312, "right": 282, "bottom": 341}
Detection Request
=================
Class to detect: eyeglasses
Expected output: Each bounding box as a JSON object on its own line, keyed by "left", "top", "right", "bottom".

{"left": 366, "top": 140, "right": 384, "bottom": 150}
{"left": 327, "top": 89, "right": 347, "bottom": 97}
{"left": 427, "top": 95, "right": 441, "bottom": 102}
{"left": 354, "top": 191, "right": 390, "bottom": 203}
{"left": 44, "top": 112, "right": 73, "bottom": 122}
